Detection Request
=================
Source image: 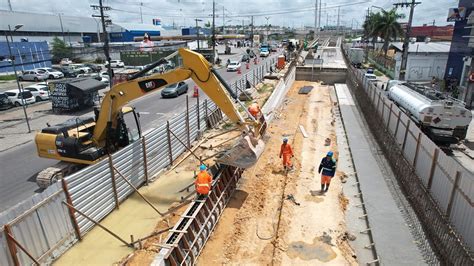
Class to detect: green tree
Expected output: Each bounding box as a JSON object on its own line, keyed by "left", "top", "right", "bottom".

{"left": 373, "top": 9, "right": 404, "bottom": 58}
{"left": 51, "top": 36, "right": 72, "bottom": 63}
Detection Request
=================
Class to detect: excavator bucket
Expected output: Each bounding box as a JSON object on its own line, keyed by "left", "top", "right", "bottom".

{"left": 216, "top": 134, "right": 265, "bottom": 169}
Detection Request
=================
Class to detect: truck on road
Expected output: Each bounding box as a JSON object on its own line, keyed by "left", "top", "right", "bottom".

{"left": 348, "top": 48, "right": 364, "bottom": 68}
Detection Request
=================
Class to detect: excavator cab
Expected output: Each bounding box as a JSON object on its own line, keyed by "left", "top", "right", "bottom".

{"left": 105, "top": 106, "right": 142, "bottom": 152}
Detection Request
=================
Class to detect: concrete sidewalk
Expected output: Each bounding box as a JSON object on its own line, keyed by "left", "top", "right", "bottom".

{"left": 335, "top": 83, "right": 428, "bottom": 265}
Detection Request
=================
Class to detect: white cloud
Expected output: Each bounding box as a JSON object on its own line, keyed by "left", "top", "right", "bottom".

{"left": 0, "top": 0, "right": 458, "bottom": 28}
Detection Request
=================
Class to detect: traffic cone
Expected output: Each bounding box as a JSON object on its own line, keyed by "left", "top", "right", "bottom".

{"left": 193, "top": 85, "right": 199, "bottom": 97}
{"left": 246, "top": 63, "right": 250, "bottom": 69}
{"left": 237, "top": 67, "right": 241, "bottom": 74}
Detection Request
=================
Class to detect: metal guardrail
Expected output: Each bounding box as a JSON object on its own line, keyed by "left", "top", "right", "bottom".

{"left": 347, "top": 66, "right": 473, "bottom": 264}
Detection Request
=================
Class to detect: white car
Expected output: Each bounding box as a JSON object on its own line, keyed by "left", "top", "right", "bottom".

{"left": 260, "top": 50, "right": 270, "bottom": 57}
{"left": 364, "top": 73, "right": 377, "bottom": 82}
{"left": 226, "top": 61, "right": 241, "bottom": 72}
{"left": 18, "top": 70, "right": 48, "bottom": 81}
{"left": 60, "top": 58, "right": 73, "bottom": 65}
{"left": 24, "top": 83, "right": 50, "bottom": 101}
{"left": 4, "top": 89, "right": 36, "bottom": 106}
{"left": 36, "top": 68, "right": 64, "bottom": 79}
{"left": 69, "top": 64, "right": 93, "bottom": 74}
{"left": 108, "top": 60, "right": 125, "bottom": 68}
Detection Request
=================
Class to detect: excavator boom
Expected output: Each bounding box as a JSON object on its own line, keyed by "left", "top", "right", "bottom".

{"left": 93, "top": 48, "right": 265, "bottom": 168}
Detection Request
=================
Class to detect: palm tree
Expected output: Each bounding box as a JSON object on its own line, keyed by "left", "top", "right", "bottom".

{"left": 363, "top": 12, "right": 382, "bottom": 50}
{"left": 373, "top": 9, "right": 404, "bottom": 59}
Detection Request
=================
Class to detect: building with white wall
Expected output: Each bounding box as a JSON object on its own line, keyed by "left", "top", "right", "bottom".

{"left": 390, "top": 42, "right": 451, "bottom": 82}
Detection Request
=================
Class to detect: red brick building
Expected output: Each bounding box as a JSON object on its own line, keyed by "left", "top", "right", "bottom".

{"left": 410, "top": 25, "right": 454, "bottom": 41}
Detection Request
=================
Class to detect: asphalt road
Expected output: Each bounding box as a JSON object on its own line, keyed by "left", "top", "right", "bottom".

{"left": 0, "top": 50, "right": 278, "bottom": 212}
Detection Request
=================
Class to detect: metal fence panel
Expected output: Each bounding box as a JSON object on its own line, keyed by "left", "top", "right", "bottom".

{"left": 450, "top": 182, "right": 474, "bottom": 249}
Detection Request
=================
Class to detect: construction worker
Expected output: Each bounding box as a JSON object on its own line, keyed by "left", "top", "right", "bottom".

{"left": 318, "top": 151, "right": 337, "bottom": 193}
{"left": 279, "top": 137, "right": 294, "bottom": 171}
{"left": 248, "top": 101, "right": 261, "bottom": 119}
{"left": 195, "top": 164, "right": 213, "bottom": 196}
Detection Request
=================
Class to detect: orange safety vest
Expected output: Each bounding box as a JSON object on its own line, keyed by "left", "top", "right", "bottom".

{"left": 195, "top": 171, "right": 213, "bottom": 195}
{"left": 248, "top": 103, "right": 261, "bottom": 118}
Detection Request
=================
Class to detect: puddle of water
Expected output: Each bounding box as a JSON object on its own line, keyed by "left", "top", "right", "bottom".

{"left": 286, "top": 237, "right": 337, "bottom": 262}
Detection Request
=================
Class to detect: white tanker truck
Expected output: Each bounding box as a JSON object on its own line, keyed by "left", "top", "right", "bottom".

{"left": 387, "top": 81, "right": 472, "bottom": 145}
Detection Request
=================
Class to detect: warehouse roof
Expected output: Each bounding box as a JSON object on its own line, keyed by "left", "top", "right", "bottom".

{"left": 110, "top": 23, "right": 161, "bottom": 32}
{"left": 0, "top": 10, "right": 100, "bottom": 33}
{"left": 390, "top": 42, "right": 451, "bottom": 53}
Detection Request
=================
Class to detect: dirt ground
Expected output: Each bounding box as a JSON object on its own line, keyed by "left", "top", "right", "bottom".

{"left": 115, "top": 77, "right": 280, "bottom": 265}
{"left": 198, "top": 81, "right": 356, "bottom": 265}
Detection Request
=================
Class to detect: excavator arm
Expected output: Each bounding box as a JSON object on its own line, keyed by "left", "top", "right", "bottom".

{"left": 93, "top": 48, "right": 265, "bottom": 168}
{"left": 93, "top": 48, "right": 246, "bottom": 146}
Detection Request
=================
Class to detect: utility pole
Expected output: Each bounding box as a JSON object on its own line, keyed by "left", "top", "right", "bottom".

{"left": 314, "top": 0, "right": 318, "bottom": 39}
{"left": 365, "top": 8, "right": 370, "bottom": 63}
{"left": 250, "top": 16, "right": 254, "bottom": 47}
{"left": 91, "top": 0, "right": 113, "bottom": 87}
{"left": 7, "top": 0, "right": 12, "bottom": 11}
{"left": 318, "top": 0, "right": 322, "bottom": 33}
{"left": 337, "top": 6, "right": 340, "bottom": 35}
{"left": 58, "top": 13, "right": 65, "bottom": 42}
{"left": 265, "top": 17, "right": 270, "bottom": 43}
{"left": 394, "top": 0, "right": 421, "bottom": 81}
{"left": 5, "top": 24, "right": 31, "bottom": 133}
{"left": 212, "top": 0, "right": 216, "bottom": 64}
{"left": 140, "top": 2, "right": 143, "bottom": 24}
{"left": 195, "top": 18, "right": 201, "bottom": 50}
{"left": 222, "top": 6, "right": 225, "bottom": 35}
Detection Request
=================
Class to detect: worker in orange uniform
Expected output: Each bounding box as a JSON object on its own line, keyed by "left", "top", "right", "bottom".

{"left": 279, "top": 137, "right": 294, "bottom": 171}
{"left": 195, "top": 164, "right": 213, "bottom": 197}
{"left": 247, "top": 101, "right": 261, "bottom": 119}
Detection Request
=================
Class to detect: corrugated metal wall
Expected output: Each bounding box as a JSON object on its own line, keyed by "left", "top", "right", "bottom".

{"left": 357, "top": 71, "right": 474, "bottom": 250}
{"left": 0, "top": 56, "right": 277, "bottom": 265}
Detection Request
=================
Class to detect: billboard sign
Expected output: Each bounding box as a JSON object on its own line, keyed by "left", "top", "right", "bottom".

{"left": 447, "top": 7, "right": 466, "bottom": 22}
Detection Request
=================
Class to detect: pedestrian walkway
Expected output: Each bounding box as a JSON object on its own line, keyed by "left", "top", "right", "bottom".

{"left": 335, "top": 83, "right": 427, "bottom": 265}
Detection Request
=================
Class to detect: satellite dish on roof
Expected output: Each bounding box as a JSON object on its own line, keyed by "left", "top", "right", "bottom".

{"left": 410, "top": 37, "right": 416, "bottom": 44}
{"left": 425, "top": 37, "right": 431, "bottom": 43}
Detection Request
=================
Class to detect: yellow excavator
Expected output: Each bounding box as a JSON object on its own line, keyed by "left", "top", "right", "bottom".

{"left": 34, "top": 48, "right": 266, "bottom": 188}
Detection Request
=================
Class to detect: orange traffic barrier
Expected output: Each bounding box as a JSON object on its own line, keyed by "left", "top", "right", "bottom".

{"left": 246, "top": 63, "right": 250, "bottom": 69}
{"left": 193, "top": 85, "right": 199, "bottom": 97}
{"left": 237, "top": 67, "right": 241, "bottom": 74}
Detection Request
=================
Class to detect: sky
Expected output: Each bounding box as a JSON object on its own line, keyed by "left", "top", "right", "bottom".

{"left": 0, "top": 0, "right": 460, "bottom": 28}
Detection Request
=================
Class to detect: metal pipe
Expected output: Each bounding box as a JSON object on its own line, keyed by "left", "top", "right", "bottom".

{"left": 168, "top": 128, "right": 203, "bottom": 164}
{"left": 5, "top": 226, "right": 40, "bottom": 265}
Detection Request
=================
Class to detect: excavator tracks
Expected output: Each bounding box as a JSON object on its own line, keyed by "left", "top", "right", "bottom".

{"left": 36, "top": 162, "right": 83, "bottom": 189}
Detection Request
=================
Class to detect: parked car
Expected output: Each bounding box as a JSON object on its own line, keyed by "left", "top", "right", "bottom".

{"left": 69, "top": 64, "right": 93, "bottom": 74}
{"left": 52, "top": 66, "right": 79, "bottom": 78}
{"left": 18, "top": 70, "right": 48, "bottom": 81}
{"left": 24, "top": 83, "right": 50, "bottom": 101}
{"left": 260, "top": 49, "right": 270, "bottom": 57}
{"left": 364, "top": 73, "right": 377, "bottom": 81}
{"left": 83, "top": 63, "right": 102, "bottom": 72}
{"left": 35, "top": 67, "right": 64, "bottom": 79}
{"left": 107, "top": 60, "right": 125, "bottom": 68}
{"left": 226, "top": 61, "right": 241, "bottom": 72}
{"left": 161, "top": 82, "right": 189, "bottom": 98}
{"left": 60, "top": 58, "right": 73, "bottom": 65}
{"left": 4, "top": 89, "right": 35, "bottom": 106}
{"left": 0, "top": 92, "right": 12, "bottom": 110}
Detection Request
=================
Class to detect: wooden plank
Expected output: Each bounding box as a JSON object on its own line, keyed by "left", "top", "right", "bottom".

{"left": 299, "top": 125, "right": 309, "bottom": 138}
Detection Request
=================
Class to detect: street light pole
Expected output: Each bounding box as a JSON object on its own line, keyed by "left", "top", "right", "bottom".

{"left": 265, "top": 17, "right": 270, "bottom": 43}
{"left": 5, "top": 24, "right": 31, "bottom": 133}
